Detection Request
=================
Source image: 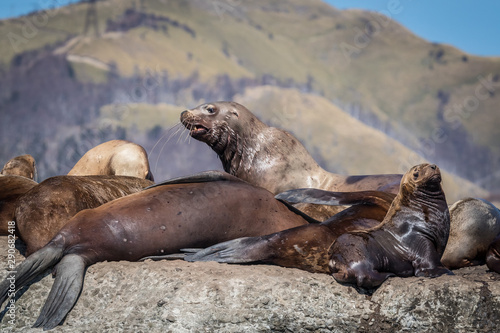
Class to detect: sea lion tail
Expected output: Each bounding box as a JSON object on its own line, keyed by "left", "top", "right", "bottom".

{"left": 32, "top": 254, "right": 86, "bottom": 330}
{"left": 0, "top": 245, "right": 64, "bottom": 307}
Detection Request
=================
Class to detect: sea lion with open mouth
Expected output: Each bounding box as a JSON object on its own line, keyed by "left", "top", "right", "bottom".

{"left": 180, "top": 101, "right": 402, "bottom": 220}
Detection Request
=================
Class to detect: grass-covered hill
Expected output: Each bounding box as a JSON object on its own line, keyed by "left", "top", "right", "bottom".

{"left": 0, "top": 0, "right": 498, "bottom": 199}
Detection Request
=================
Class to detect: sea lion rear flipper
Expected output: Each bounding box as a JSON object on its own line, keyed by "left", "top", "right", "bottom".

{"left": 276, "top": 189, "right": 395, "bottom": 210}
{"left": 185, "top": 237, "right": 267, "bottom": 263}
{"left": 0, "top": 245, "right": 63, "bottom": 307}
{"left": 146, "top": 171, "right": 239, "bottom": 189}
{"left": 486, "top": 243, "right": 500, "bottom": 273}
{"left": 32, "top": 254, "right": 86, "bottom": 330}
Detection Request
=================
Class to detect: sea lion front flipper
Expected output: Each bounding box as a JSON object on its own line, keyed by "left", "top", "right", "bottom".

{"left": 32, "top": 254, "right": 86, "bottom": 330}
{"left": 275, "top": 189, "right": 395, "bottom": 210}
{"left": 146, "top": 170, "right": 240, "bottom": 189}
{"left": 185, "top": 237, "right": 268, "bottom": 263}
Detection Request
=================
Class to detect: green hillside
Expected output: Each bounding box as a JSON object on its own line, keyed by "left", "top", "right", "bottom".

{"left": 0, "top": 0, "right": 499, "bottom": 192}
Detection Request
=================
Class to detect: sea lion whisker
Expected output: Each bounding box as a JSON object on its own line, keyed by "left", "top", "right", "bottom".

{"left": 151, "top": 124, "right": 185, "bottom": 174}
{"left": 177, "top": 124, "right": 192, "bottom": 145}
{"left": 155, "top": 131, "right": 178, "bottom": 173}
{"left": 149, "top": 122, "right": 181, "bottom": 157}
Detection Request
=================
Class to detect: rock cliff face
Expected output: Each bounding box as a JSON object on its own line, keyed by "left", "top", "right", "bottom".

{"left": 0, "top": 237, "right": 499, "bottom": 332}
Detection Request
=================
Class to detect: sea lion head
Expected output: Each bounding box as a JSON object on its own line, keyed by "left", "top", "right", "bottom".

{"left": 400, "top": 163, "right": 443, "bottom": 197}
{"left": 1, "top": 154, "right": 37, "bottom": 180}
{"left": 180, "top": 102, "right": 266, "bottom": 172}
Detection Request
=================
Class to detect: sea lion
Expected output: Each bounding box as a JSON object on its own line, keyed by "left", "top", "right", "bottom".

{"left": 183, "top": 189, "right": 395, "bottom": 273}
{"left": 329, "top": 163, "right": 452, "bottom": 289}
{"left": 0, "top": 176, "right": 37, "bottom": 235}
{"left": 180, "top": 101, "right": 402, "bottom": 220}
{"left": 0, "top": 154, "right": 36, "bottom": 180}
{"left": 441, "top": 198, "right": 500, "bottom": 269}
{"left": 0, "top": 171, "right": 308, "bottom": 330}
{"left": 67, "top": 140, "right": 154, "bottom": 181}
{"left": 187, "top": 164, "right": 452, "bottom": 290}
{"left": 16, "top": 175, "right": 153, "bottom": 256}
{"left": 486, "top": 234, "right": 500, "bottom": 274}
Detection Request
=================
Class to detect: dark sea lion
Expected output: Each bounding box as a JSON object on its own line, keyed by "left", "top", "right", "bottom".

{"left": 188, "top": 164, "right": 451, "bottom": 290}
{"left": 0, "top": 176, "right": 37, "bottom": 235}
{"left": 441, "top": 198, "right": 500, "bottom": 269}
{"left": 0, "top": 154, "right": 36, "bottom": 180}
{"left": 16, "top": 175, "right": 153, "bottom": 256}
{"left": 0, "top": 171, "right": 308, "bottom": 330}
{"left": 329, "top": 163, "right": 452, "bottom": 289}
{"left": 180, "top": 101, "right": 402, "bottom": 220}
{"left": 486, "top": 234, "right": 500, "bottom": 274}
{"left": 68, "top": 140, "right": 154, "bottom": 181}
{"left": 184, "top": 189, "right": 396, "bottom": 273}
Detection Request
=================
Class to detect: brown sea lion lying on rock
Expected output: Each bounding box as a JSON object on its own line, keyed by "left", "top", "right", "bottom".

{"left": 68, "top": 140, "right": 154, "bottom": 181}
{"left": 16, "top": 175, "right": 153, "bottom": 255}
{"left": 181, "top": 189, "right": 395, "bottom": 273}
{"left": 186, "top": 164, "right": 452, "bottom": 290}
{"left": 0, "top": 171, "right": 308, "bottom": 330}
{"left": 180, "top": 101, "right": 402, "bottom": 220}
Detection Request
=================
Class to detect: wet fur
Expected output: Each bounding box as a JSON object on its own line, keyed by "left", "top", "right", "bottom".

{"left": 181, "top": 102, "right": 402, "bottom": 220}
{"left": 329, "top": 164, "right": 452, "bottom": 289}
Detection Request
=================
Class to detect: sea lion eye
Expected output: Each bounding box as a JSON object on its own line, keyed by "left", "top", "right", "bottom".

{"left": 206, "top": 106, "right": 215, "bottom": 114}
{"left": 413, "top": 171, "right": 419, "bottom": 179}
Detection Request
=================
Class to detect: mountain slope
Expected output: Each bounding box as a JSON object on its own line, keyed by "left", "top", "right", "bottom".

{"left": 0, "top": 0, "right": 498, "bottom": 191}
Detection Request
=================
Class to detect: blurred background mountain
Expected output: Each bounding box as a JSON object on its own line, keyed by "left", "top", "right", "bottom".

{"left": 0, "top": 0, "right": 499, "bottom": 202}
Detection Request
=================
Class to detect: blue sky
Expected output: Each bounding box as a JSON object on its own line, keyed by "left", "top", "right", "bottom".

{"left": 325, "top": 0, "right": 500, "bottom": 56}
{"left": 0, "top": 0, "right": 498, "bottom": 56}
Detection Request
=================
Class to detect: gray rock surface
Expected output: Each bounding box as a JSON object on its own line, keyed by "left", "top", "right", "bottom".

{"left": 0, "top": 236, "right": 499, "bottom": 332}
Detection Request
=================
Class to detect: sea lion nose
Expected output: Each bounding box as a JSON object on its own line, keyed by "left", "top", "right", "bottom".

{"left": 180, "top": 110, "right": 188, "bottom": 120}
{"left": 430, "top": 164, "right": 437, "bottom": 170}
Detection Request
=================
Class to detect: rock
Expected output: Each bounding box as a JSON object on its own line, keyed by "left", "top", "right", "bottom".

{"left": 0, "top": 236, "right": 499, "bottom": 332}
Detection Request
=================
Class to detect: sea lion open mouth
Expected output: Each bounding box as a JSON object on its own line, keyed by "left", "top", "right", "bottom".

{"left": 190, "top": 124, "right": 209, "bottom": 137}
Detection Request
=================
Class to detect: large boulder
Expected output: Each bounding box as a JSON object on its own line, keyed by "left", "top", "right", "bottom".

{"left": 0, "top": 237, "right": 499, "bottom": 332}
